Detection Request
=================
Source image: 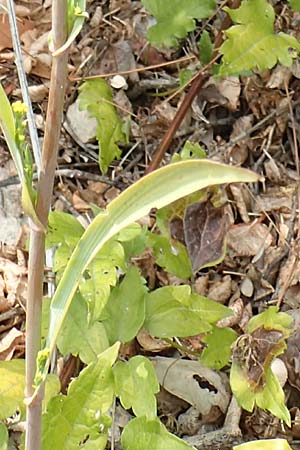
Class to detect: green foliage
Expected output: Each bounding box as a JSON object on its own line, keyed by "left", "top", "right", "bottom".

{"left": 78, "top": 79, "right": 127, "bottom": 173}
{"left": 114, "top": 356, "right": 159, "bottom": 418}
{"left": 42, "top": 343, "right": 119, "bottom": 450}
{"left": 121, "top": 416, "right": 193, "bottom": 450}
{"left": 147, "top": 232, "right": 192, "bottom": 278}
{"left": 144, "top": 285, "right": 231, "bottom": 338}
{"left": 35, "top": 160, "right": 257, "bottom": 389}
{"left": 0, "top": 360, "right": 59, "bottom": 420}
{"left": 219, "top": 0, "right": 300, "bottom": 77}
{"left": 230, "top": 307, "right": 292, "bottom": 425}
{"left": 234, "top": 439, "right": 292, "bottom": 450}
{"left": 141, "top": 0, "right": 216, "bottom": 47}
{"left": 57, "top": 293, "right": 109, "bottom": 364}
{"left": 51, "top": 0, "right": 88, "bottom": 56}
{"left": 198, "top": 30, "right": 214, "bottom": 65}
{"left": 200, "top": 326, "right": 237, "bottom": 370}
{"left": 0, "top": 424, "right": 8, "bottom": 450}
{"left": 0, "top": 360, "right": 25, "bottom": 419}
{"left": 0, "top": 85, "right": 43, "bottom": 230}
{"left": 289, "top": 0, "right": 300, "bottom": 10}
{"left": 101, "top": 267, "right": 147, "bottom": 344}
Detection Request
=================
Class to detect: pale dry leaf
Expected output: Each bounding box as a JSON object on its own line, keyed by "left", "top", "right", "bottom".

{"left": 217, "top": 76, "right": 241, "bottom": 110}
{"left": 65, "top": 98, "right": 97, "bottom": 144}
{"left": 137, "top": 329, "right": 171, "bottom": 352}
{"left": 151, "top": 356, "right": 230, "bottom": 416}
{"left": 207, "top": 275, "right": 232, "bottom": 304}
{"left": 0, "top": 327, "right": 24, "bottom": 360}
{"left": 227, "top": 222, "right": 272, "bottom": 257}
{"left": 0, "top": 257, "right": 27, "bottom": 306}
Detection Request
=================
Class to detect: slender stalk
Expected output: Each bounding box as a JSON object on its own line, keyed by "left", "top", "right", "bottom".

{"left": 25, "top": 2, "right": 68, "bottom": 449}
{"left": 7, "top": 0, "right": 42, "bottom": 173}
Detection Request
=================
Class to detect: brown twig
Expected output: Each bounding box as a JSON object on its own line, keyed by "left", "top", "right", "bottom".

{"left": 25, "top": 2, "right": 69, "bottom": 449}
{"left": 145, "top": 0, "right": 241, "bottom": 174}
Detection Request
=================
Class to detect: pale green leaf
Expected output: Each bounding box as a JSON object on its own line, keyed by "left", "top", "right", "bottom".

{"left": 101, "top": 267, "right": 147, "bottom": 344}
{"left": 220, "top": 0, "right": 300, "bottom": 77}
{"left": 0, "top": 84, "right": 43, "bottom": 230}
{"left": 234, "top": 438, "right": 292, "bottom": 450}
{"left": 247, "top": 306, "right": 293, "bottom": 336}
{"left": 0, "top": 360, "right": 60, "bottom": 420}
{"left": 37, "top": 159, "right": 259, "bottom": 388}
{"left": 230, "top": 363, "right": 291, "bottom": 426}
{"left": 42, "top": 343, "right": 119, "bottom": 450}
{"left": 148, "top": 233, "right": 192, "bottom": 278}
{"left": 200, "top": 326, "right": 237, "bottom": 370}
{"left": 114, "top": 356, "right": 159, "bottom": 418}
{"left": 198, "top": 30, "right": 214, "bottom": 65}
{"left": 57, "top": 293, "right": 109, "bottom": 364}
{"left": 142, "top": 0, "right": 216, "bottom": 47}
{"left": 0, "top": 360, "right": 25, "bottom": 419}
{"left": 0, "top": 424, "right": 8, "bottom": 450}
{"left": 289, "top": 0, "right": 300, "bottom": 11}
{"left": 144, "top": 286, "right": 212, "bottom": 337}
{"left": 256, "top": 368, "right": 290, "bottom": 426}
{"left": 52, "top": 0, "right": 87, "bottom": 56}
{"left": 78, "top": 79, "right": 126, "bottom": 173}
{"left": 46, "top": 211, "right": 84, "bottom": 248}
{"left": 121, "top": 416, "right": 193, "bottom": 450}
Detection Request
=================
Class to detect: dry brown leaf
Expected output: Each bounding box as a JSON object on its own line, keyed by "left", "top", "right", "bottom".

{"left": 0, "top": 327, "right": 24, "bottom": 360}
{"left": 227, "top": 222, "right": 272, "bottom": 257}
{"left": 207, "top": 275, "right": 232, "bottom": 304}
{"left": 0, "top": 257, "right": 27, "bottom": 306}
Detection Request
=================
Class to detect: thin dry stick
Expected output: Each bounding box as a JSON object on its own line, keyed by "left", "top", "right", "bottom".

{"left": 7, "top": 0, "right": 42, "bottom": 172}
{"left": 25, "top": 2, "right": 69, "bottom": 450}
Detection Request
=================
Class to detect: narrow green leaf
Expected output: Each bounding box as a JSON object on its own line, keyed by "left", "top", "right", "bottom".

{"left": 114, "top": 356, "right": 159, "bottom": 418}
{"left": 37, "top": 159, "right": 259, "bottom": 387}
{"left": 42, "top": 343, "right": 119, "bottom": 450}
{"left": 234, "top": 439, "right": 292, "bottom": 450}
{"left": 219, "top": 0, "right": 300, "bottom": 77}
{"left": 142, "top": 0, "right": 216, "bottom": 47}
{"left": 0, "top": 423, "right": 8, "bottom": 450}
{"left": 52, "top": 0, "right": 87, "bottom": 56}
{"left": 121, "top": 416, "right": 193, "bottom": 450}
{"left": 198, "top": 30, "right": 214, "bottom": 65}
{"left": 101, "top": 267, "right": 147, "bottom": 344}
{"left": 0, "top": 84, "right": 43, "bottom": 230}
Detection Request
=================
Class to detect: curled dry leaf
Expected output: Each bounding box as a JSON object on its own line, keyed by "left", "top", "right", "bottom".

{"left": 151, "top": 356, "right": 230, "bottom": 416}
{"left": 0, "top": 327, "right": 25, "bottom": 360}
{"left": 0, "top": 257, "right": 27, "bottom": 307}
{"left": 227, "top": 222, "right": 272, "bottom": 257}
{"left": 207, "top": 275, "right": 232, "bottom": 304}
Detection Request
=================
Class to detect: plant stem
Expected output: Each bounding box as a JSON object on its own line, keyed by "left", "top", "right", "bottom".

{"left": 25, "top": 2, "right": 68, "bottom": 449}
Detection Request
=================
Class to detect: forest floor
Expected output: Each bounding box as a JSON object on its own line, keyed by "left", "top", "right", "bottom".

{"left": 1, "top": 1, "right": 300, "bottom": 449}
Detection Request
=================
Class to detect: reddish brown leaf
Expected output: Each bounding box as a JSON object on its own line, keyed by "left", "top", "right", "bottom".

{"left": 183, "top": 200, "right": 228, "bottom": 272}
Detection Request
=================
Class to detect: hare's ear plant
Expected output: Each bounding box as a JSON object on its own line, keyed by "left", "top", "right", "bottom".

{"left": 0, "top": 0, "right": 297, "bottom": 449}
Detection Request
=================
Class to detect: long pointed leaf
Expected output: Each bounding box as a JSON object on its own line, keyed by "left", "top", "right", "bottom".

{"left": 36, "top": 160, "right": 259, "bottom": 388}
{"left": 0, "top": 84, "right": 44, "bottom": 230}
